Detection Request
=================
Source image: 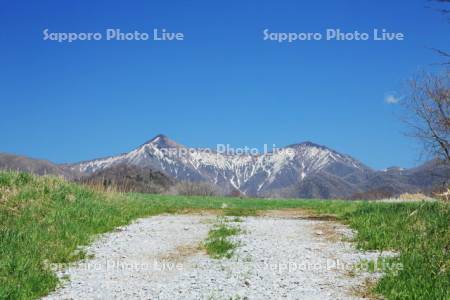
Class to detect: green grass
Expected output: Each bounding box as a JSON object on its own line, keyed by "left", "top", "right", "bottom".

{"left": 0, "top": 172, "right": 181, "bottom": 299}
{"left": 0, "top": 171, "right": 449, "bottom": 299}
{"left": 203, "top": 219, "right": 241, "bottom": 259}
{"left": 222, "top": 208, "right": 258, "bottom": 217}
{"left": 344, "top": 202, "right": 450, "bottom": 299}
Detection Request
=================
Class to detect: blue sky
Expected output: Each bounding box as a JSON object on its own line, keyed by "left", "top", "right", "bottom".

{"left": 0, "top": 0, "right": 448, "bottom": 169}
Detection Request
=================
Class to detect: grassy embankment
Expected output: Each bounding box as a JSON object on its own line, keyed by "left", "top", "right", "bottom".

{"left": 0, "top": 171, "right": 448, "bottom": 299}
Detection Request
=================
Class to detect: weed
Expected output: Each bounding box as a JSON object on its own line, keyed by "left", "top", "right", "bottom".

{"left": 204, "top": 220, "right": 241, "bottom": 259}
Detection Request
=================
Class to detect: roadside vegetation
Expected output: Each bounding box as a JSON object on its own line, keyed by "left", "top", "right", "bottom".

{"left": 0, "top": 171, "right": 448, "bottom": 299}
{"left": 203, "top": 218, "right": 241, "bottom": 259}
{"left": 346, "top": 202, "right": 449, "bottom": 299}
{"left": 0, "top": 172, "right": 180, "bottom": 299}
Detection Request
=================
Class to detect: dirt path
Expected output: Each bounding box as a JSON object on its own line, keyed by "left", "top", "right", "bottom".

{"left": 44, "top": 212, "right": 387, "bottom": 299}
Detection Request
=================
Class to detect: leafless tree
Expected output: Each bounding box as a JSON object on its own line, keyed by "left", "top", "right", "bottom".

{"left": 427, "top": 0, "right": 450, "bottom": 63}
{"left": 402, "top": 70, "right": 450, "bottom": 164}
{"left": 427, "top": 0, "right": 450, "bottom": 19}
{"left": 171, "top": 181, "right": 219, "bottom": 196}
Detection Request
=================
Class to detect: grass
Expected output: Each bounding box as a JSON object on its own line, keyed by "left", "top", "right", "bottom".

{"left": 0, "top": 171, "right": 449, "bottom": 299}
{"left": 222, "top": 208, "right": 258, "bottom": 217}
{"left": 0, "top": 172, "right": 179, "bottom": 299}
{"left": 203, "top": 219, "right": 241, "bottom": 259}
{"left": 344, "top": 202, "right": 450, "bottom": 299}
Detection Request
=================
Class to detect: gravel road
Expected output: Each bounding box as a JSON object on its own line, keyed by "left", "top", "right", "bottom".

{"left": 44, "top": 212, "right": 389, "bottom": 300}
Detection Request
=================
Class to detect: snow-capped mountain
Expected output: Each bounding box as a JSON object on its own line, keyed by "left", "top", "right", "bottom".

{"left": 2, "top": 134, "right": 447, "bottom": 198}
{"left": 69, "top": 134, "right": 373, "bottom": 197}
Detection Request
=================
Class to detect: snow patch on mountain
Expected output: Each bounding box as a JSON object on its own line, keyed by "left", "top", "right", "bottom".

{"left": 70, "top": 135, "right": 371, "bottom": 196}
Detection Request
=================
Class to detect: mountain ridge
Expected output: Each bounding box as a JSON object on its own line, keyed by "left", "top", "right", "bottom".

{"left": 68, "top": 134, "right": 445, "bottom": 198}
{"left": 1, "top": 134, "right": 447, "bottom": 199}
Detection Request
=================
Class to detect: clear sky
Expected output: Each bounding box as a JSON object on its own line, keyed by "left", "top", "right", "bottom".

{"left": 0, "top": 0, "right": 448, "bottom": 169}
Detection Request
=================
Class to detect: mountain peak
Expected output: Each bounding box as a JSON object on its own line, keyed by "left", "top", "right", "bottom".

{"left": 286, "top": 141, "right": 329, "bottom": 150}
{"left": 151, "top": 134, "right": 169, "bottom": 142}
{"left": 144, "top": 134, "right": 180, "bottom": 148}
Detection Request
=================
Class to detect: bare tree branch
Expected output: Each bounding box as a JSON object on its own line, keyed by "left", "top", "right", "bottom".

{"left": 402, "top": 70, "right": 450, "bottom": 164}
{"left": 426, "top": 0, "right": 450, "bottom": 65}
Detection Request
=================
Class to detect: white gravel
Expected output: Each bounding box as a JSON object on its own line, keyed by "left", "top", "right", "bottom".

{"left": 44, "top": 213, "right": 390, "bottom": 300}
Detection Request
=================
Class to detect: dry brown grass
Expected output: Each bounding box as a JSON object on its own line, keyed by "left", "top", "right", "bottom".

{"left": 158, "top": 243, "right": 204, "bottom": 263}
{"left": 434, "top": 187, "right": 450, "bottom": 202}
{"left": 397, "top": 193, "right": 434, "bottom": 201}
{"left": 258, "top": 208, "right": 316, "bottom": 218}
{"left": 313, "top": 222, "right": 346, "bottom": 243}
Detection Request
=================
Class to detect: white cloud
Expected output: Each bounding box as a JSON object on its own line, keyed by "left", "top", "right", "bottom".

{"left": 384, "top": 93, "right": 400, "bottom": 104}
